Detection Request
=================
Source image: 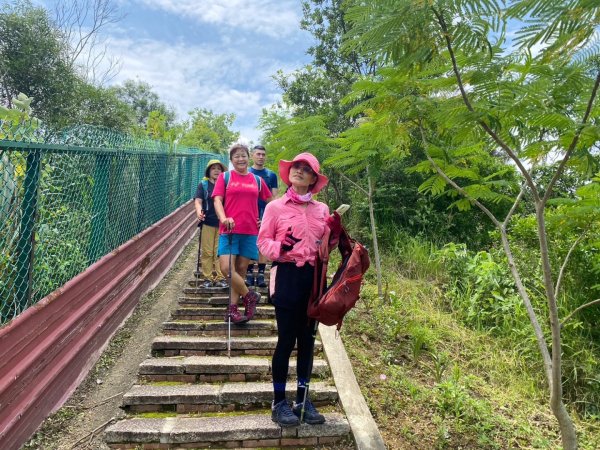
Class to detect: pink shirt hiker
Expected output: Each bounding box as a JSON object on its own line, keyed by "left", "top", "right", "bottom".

{"left": 257, "top": 195, "right": 330, "bottom": 267}
{"left": 212, "top": 170, "right": 271, "bottom": 235}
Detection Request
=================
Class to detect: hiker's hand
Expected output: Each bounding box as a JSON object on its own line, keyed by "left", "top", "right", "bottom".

{"left": 281, "top": 227, "right": 301, "bottom": 252}
{"left": 221, "top": 217, "right": 235, "bottom": 231}
{"left": 197, "top": 211, "right": 205, "bottom": 222}
{"left": 326, "top": 212, "right": 342, "bottom": 235}
{"left": 326, "top": 212, "right": 342, "bottom": 247}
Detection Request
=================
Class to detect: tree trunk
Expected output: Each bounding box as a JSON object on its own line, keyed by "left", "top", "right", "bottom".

{"left": 535, "top": 205, "right": 578, "bottom": 450}
{"left": 553, "top": 397, "right": 578, "bottom": 450}
{"left": 499, "top": 230, "right": 552, "bottom": 382}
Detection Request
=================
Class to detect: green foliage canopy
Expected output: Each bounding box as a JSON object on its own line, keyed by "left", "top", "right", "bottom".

{"left": 0, "top": 1, "right": 78, "bottom": 125}
{"left": 179, "top": 108, "right": 240, "bottom": 153}
{"left": 110, "top": 79, "right": 176, "bottom": 128}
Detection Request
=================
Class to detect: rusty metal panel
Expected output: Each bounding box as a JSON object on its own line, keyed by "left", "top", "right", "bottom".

{"left": 0, "top": 201, "right": 196, "bottom": 450}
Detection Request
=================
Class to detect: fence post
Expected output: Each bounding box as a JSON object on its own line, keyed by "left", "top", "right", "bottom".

{"left": 175, "top": 157, "right": 182, "bottom": 206}
{"left": 88, "top": 154, "right": 109, "bottom": 264}
{"left": 184, "top": 157, "right": 192, "bottom": 202}
{"left": 137, "top": 154, "right": 146, "bottom": 232}
{"left": 158, "top": 154, "right": 167, "bottom": 217}
{"left": 191, "top": 157, "right": 199, "bottom": 199}
{"left": 15, "top": 149, "right": 41, "bottom": 311}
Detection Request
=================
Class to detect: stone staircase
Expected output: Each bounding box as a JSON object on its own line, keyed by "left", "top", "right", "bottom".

{"left": 104, "top": 257, "right": 353, "bottom": 449}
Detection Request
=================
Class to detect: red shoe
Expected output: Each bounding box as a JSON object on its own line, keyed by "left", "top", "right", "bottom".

{"left": 225, "top": 304, "right": 247, "bottom": 323}
{"left": 242, "top": 291, "right": 261, "bottom": 320}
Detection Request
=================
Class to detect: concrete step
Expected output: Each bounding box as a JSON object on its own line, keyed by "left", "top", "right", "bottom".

{"left": 178, "top": 295, "right": 230, "bottom": 305}
{"left": 138, "top": 356, "right": 329, "bottom": 383}
{"left": 122, "top": 382, "right": 338, "bottom": 413}
{"left": 162, "top": 320, "right": 277, "bottom": 337}
{"left": 151, "top": 335, "right": 322, "bottom": 357}
{"left": 172, "top": 305, "right": 275, "bottom": 321}
{"left": 193, "top": 270, "right": 271, "bottom": 278}
{"left": 104, "top": 413, "right": 351, "bottom": 449}
{"left": 178, "top": 296, "right": 272, "bottom": 307}
{"left": 183, "top": 284, "right": 229, "bottom": 294}
{"left": 188, "top": 277, "right": 271, "bottom": 287}
{"left": 183, "top": 286, "right": 269, "bottom": 296}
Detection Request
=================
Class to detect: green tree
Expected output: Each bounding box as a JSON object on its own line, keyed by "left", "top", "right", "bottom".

{"left": 270, "top": 0, "right": 377, "bottom": 133}
{"left": 110, "top": 79, "right": 176, "bottom": 129}
{"left": 0, "top": 1, "right": 135, "bottom": 130}
{"left": 64, "top": 81, "right": 136, "bottom": 131}
{"left": 0, "top": 1, "right": 78, "bottom": 125}
{"left": 179, "top": 108, "right": 239, "bottom": 153}
{"left": 343, "top": 0, "right": 600, "bottom": 447}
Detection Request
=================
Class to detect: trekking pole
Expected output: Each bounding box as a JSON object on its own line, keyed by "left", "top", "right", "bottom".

{"left": 300, "top": 319, "right": 320, "bottom": 422}
{"left": 195, "top": 223, "right": 203, "bottom": 287}
{"left": 227, "top": 231, "right": 233, "bottom": 359}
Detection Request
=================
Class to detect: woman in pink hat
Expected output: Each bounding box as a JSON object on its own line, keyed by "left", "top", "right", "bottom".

{"left": 258, "top": 152, "right": 341, "bottom": 427}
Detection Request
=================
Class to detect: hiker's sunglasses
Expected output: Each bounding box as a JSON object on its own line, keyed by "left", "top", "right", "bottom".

{"left": 291, "top": 162, "right": 315, "bottom": 175}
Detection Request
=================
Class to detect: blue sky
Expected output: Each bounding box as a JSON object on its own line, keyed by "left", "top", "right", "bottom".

{"left": 29, "top": 0, "right": 315, "bottom": 143}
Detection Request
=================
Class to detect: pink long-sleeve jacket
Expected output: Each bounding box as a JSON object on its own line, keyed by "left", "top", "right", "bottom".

{"left": 257, "top": 196, "right": 330, "bottom": 267}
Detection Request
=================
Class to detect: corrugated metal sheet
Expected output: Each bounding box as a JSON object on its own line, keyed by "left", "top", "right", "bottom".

{"left": 0, "top": 201, "right": 196, "bottom": 450}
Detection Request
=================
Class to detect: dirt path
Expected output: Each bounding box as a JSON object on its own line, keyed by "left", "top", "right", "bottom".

{"left": 24, "top": 237, "right": 199, "bottom": 450}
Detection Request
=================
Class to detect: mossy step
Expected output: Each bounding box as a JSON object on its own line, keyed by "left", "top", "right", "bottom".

{"left": 172, "top": 305, "right": 275, "bottom": 320}
{"left": 104, "top": 413, "right": 350, "bottom": 448}
{"left": 122, "top": 382, "right": 338, "bottom": 411}
{"left": 188, "top": 277, "right": 270, "bottom": 287}
{"left": 183, "top": 286, "right": 268, "bottom": 296}
{"left": 183, "top": 285, "right": 229, "bottom": 294}
{"left": 151, "top": 335, "right": 322, "bottom": 357}
{"left": 138, "top": 356, "right": 329, "bottom": 382}
{"left": 193, "top": 270, "right": 270, "bottom": 278}
{"left": 178, "top": 296, "right": 230, "bottom": 305}
{"left": 162, "top": 320, "right": 277, "bottom": 337}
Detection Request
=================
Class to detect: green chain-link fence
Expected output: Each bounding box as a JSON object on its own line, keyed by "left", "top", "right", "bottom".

{"left": 0, "top": 121, "right": 224, "bottom": 325}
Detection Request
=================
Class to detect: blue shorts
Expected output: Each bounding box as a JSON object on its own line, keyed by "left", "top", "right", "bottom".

{"left": 218, "top": 233, "right": 259, "bottom": 260}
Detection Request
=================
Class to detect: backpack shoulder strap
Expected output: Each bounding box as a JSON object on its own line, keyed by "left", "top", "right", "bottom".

{"left": 201, "top": 179, "right": 210, "bottom": 211}
{"left": 253, "top": 174, "right": 262, "bottom": 192}
{"left": 221, "top": 171, "right": 230, "bottom": 205}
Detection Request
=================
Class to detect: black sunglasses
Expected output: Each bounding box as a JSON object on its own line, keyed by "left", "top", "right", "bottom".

{"left": 291, "top": 162, "right": 315, "bottom": 175}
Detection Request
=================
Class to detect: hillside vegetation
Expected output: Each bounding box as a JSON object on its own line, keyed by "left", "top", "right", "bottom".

{"left": 342, "top": 240, "right": 600, "bottom": 449}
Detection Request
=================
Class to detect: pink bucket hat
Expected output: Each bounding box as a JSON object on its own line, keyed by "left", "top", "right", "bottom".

{"left": 279, "top": 152, "right": 329, "bottom": 194}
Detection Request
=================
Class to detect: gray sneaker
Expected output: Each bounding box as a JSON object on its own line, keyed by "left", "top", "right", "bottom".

{"left": 201, "top": 280, "right": 213, "bottom": 288}
{"left": 293, "top": 399, "right": 325, "bottom": 424}
{"left": 272, "top": 400, "right": 300, "bottom": 427}
{"left": 214, "top": 279, "right": 228, "bottom": 288}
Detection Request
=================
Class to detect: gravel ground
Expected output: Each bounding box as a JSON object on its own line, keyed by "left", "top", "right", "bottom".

{"left": 23, "top": 236, "right": 199, "bottom": 450}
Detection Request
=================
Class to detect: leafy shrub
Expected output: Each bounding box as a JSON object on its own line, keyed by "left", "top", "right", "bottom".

{"left": 433, "top": 239, "right": 600, "bottom": 416}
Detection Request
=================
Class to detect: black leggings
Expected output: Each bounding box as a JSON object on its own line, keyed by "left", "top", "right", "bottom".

{"left": 272, "top": 305, "right": 316, "bottom": 384}
{"left": 271, "top": 263, "right": 316, "bottom": 384}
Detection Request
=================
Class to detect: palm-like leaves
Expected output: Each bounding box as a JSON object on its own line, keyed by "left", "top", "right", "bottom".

{"left": 506, "top": 0, "right": 600, "bottom": 61}
{"left": 342, "top": 0, "right": 600, "bottom": 217}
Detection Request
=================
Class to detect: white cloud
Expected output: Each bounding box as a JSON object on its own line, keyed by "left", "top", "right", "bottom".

{"left": 133, "top": 0, "right": 301, "bottom": 38}
{"left": 103, "top": 35, "right": 290, "bottom": 142}
{"left": 63, "top": 1, "right": 312, "bottom": 144}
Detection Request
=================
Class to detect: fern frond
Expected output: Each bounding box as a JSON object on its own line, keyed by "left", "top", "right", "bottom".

{"left": 418, "top": 175, "right": 448, "bottom": 196}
